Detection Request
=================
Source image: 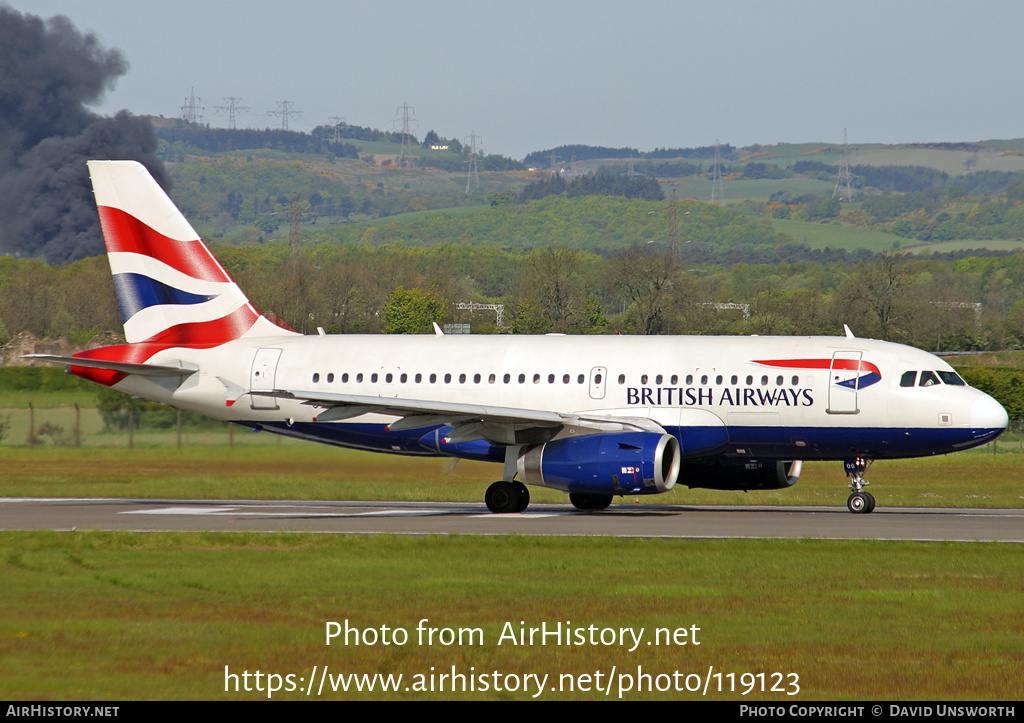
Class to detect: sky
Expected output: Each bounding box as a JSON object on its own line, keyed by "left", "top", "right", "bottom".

{"left": 10, "top": 0, "right": 1024, "bottom": 160}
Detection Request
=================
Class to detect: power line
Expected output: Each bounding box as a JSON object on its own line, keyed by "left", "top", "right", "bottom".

{"left": 214, "top": 97, "right": 249, "bottom": 130}
{"left": 180, "top": 88, "right": 203, "bottom": 124}
{"left": 833, "top": 128, "right": 855, "bottom": 202}
{"left": 465, "top": 130, "right": 482, "bottom": 192}
{"left": 709, "top": 139, "right": 724, "bottom": 204}
{"left": 268, "top": 100, "right": 302, "bottom": 131}
{"left": 327, "top": 116, "right": 346, "bottom": 142}
{"left": 549, "top": 151, "right": 560, "bottom": 174}
{"left": 394, "top": 102, "right": 418, "bottom": 167}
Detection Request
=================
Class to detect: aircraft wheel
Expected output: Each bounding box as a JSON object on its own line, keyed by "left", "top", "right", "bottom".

{"left": 569, "top": 492, "right": 613, "bottom": 511}
{"left": 847, "top": 491, "right": 871, "bottom": 514}
{"left": 512, "top": 481, "right": 530, "bottom": 512}
{"left": 863, "top": 491, "right": 876, "bottom": 513}
{"left": 485, "top": 481, "right": 520, "bottom": 514}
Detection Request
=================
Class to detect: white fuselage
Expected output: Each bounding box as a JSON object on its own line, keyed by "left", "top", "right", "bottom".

{"left": 112, "top": 333, "right": 1007, "bottom": 464}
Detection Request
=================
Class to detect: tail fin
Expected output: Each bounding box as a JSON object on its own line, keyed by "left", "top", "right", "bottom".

{"left": 88, "top": 160, "right": 288, "bottom": 346}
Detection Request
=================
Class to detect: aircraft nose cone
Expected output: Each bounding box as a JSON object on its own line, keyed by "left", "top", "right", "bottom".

{"left": 971, "top": 394, "right": 1008, "bottom": 431}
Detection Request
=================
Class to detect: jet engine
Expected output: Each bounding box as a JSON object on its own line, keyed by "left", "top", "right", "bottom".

{"left": 681, "top": 460, "right": 802, "bottom": 491}
{"left": 516, "top": 432, "right": 681, "bottom": 496}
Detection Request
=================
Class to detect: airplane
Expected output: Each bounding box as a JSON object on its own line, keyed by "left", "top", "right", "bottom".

{"left": 29, "top": 160, "right": 1009, "bottom": 515}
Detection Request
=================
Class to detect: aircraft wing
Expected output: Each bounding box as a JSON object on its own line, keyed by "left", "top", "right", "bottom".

{"left": 22, "top": 354, "right": 199, "bottom": 377}
{"left": 259, "top": 388, "right": 663, "bottom": 445}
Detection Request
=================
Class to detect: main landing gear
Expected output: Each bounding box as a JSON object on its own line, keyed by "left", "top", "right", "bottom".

{"left": 844, "top": 456, "right": 876, "bottom": 514}
{"left": 485, "top": 480, "right": 530, "bottom": 513}
{"left": 483, "top": 482, "right": 614, "bottom": 513}
{"left": 569, "top": 492, "right": 613, "bottom": 511}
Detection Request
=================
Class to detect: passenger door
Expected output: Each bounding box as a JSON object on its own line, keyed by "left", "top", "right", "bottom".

{"left": 827, "top": 351, "right": 861, "bottom": 414}
{"left": 250, "top": 347, "right": 282, "bottom": 410}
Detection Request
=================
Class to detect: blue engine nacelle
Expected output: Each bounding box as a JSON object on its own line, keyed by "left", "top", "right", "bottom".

{"left": 681, "top": 460, "right": 802, "bottom": 491}
{"left": 516, "top": 432, "right": 681, "bottom": 496}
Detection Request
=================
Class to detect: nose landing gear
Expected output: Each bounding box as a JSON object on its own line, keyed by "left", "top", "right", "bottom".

{"left": 844, "top": 457, "right": 876, "bottom": 514}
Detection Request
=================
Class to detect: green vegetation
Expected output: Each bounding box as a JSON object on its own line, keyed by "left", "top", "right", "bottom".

{"left": 6, "top": 241, "right": 1024, "bottom": 353}
{"left": 768, "top": 217, "right": 908, "bottom": 251}
{"left": 0, "top": 445, "right": 1021, "bottom": 508}
{"left": 1, "top": 532, "right": 1020, "bottom": 699}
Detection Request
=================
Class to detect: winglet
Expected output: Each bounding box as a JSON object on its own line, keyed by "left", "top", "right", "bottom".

{"left": 843, "top": 324, "right": 855, "bottom": 338}
{"left": 433, "top": 322, "right": 444, "bottom": 336}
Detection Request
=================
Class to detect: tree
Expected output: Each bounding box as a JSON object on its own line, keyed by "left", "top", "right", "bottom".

{"left": 382, "top": 286, "right": 446, "bottom": 334}
{"left": 608, "top": 246, "right": 681, "bottom": 334}
{"left": 836, "top": 250, "right": 920, "bottom": 342}
{"left": 1006, "top": 177, "right": 1024, "bottom": 201}
{"left": 517, "top": 247, "right": 590, "bottom": 333}
{"left": 255, "top": 213, "right": 280, "bottom": 235}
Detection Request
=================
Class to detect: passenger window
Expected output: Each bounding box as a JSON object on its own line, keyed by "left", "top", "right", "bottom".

{"left": 686, "top": 375, "right": 693, "bottom": 385}
{"left": 617, "top": 374, "right": 625, "bottom": 384}
{"left": 761, "top": 376, "right": 768, "bottom": 386}
{"left": 730, "top": 375, "right": 738, "bottom": 385}
{"left": 900, "top": 371, "right": 917, "bottom": 387}
{"left": 327, "top": 373, "right": 334, "bottom": 383}
{"left": 429, "top": 373, "right": 436, "bottom": 383}
{"left": 595, "top": 373, "right": 602, "bottom": 384}
{"left": 312, "top": 373, "right": 320, "bottom": 383}
{"left": 670, "top": 374, "right": 678, "bottom": 385}
{"left": 473, "top": 373, "right": 481, "bottom": 383}
{"left": 342, "top": 373, "right": 349, "bottom": 383}
{"left": 518, "top": 373, "right": 526, "bottom": 383}
{"left": 776, "top": 375, "right": 783, "bottom": 385}
{"left": 502, "top": 373, "right": 510, "bottom": 383}
{"left": 791, "top": 376, "right": 798, "bottom": 385}
{"left": 919, "top": 371, "right": 940, "bottom": 387}
{"left": 548, "top": 374, "right": 555, "bottom": 384}
{"left": 533, "top": 374, "right": 541, "bottom": 384}
{"left": 385, "top": 373, "right": 393, "bottom": 383}
{"left": 700, "top": 375, "right": 708, "bottom": 385}
{"left": 746, "top": 375, "right": 753, "bottom": 385}
{"left": 577, "top": 374, "right": 585, "bottom": 384}
{"left": 400, "top": 373, "right": 407, "bottom": 383}
{"left": 444, "top": 373, "right": 452, "bottom": 384}
{"left": 641, "top": 374, "right": 648, "bottom": 384}
{"left": 715, "top": 375, "right": 723, "bottom": 385}
{"left": 655, "top": 374, "right": 663, "bottom": 384}
{"left": 414, "top": 373, "right": 421, "bottom": 383}
{"left": 371, "top": 373, "right": 378, "bottom": 383}
{"left": 459, "top": 373, "right": 467, "bottom": 383}
{"left": 356, "top": 373, "right": 363, "bottom": 383}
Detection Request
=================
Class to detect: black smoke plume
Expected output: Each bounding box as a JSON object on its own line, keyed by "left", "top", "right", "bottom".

{"left": 0, "top": 7, "right": 168, "bottom": 264}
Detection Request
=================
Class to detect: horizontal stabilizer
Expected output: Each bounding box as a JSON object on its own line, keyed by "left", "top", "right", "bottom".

{"left": 23, "top": 354, "right": 198, "bottom": 377}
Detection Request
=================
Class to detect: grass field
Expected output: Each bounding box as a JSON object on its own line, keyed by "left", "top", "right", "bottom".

{"left": 768, "top": 218, "right": 909, "bottom": 252}
{"left": 2, "top": 406, "right": 1021, "bottom": 700}
{"left": 904, "top": 239, "right": 1024, "bottom": 255}
{"left": 664, "top": 177, "right": 835, "bottom": 204}
{"left": 1, "top": 444, "right": 1022, "bottom": 508}
{"left": 1, "top": 532, "right": 1020, "bottom": 700}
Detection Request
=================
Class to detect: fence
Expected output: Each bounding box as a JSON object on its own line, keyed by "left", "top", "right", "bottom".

{"left": 0, "top": 403, "right": 300, "bottom": 449}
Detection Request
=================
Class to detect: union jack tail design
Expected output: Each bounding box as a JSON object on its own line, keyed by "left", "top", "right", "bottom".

{"left": 88, "top": 160, "right": 286, "bottom": 346}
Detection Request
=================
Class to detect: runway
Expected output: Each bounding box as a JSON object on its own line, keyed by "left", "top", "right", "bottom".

{"left": 1, "top": 497, "right": 1022, "bottom": 542}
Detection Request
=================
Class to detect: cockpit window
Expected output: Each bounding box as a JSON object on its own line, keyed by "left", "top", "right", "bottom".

{"left": 900, "top": 371, "right": 917, "bottom": 387}
{"left": 938, "top": 371, "right": 966, "bottom": 386}
{"left": 919, "top": 371, "right": 940, "bottom": 387}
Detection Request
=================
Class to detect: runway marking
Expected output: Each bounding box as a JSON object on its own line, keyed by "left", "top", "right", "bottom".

{"left": 468, "top": 513, "right": 566, "bottom": 519}
{"left": 117, "top": 505, "right": 573, "bottom": 520}
{"left": 123, "top": 507, "right": 238, "bottom": 516}
{"left": 120, "top": 506, "right": 450, "bottom": 518}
